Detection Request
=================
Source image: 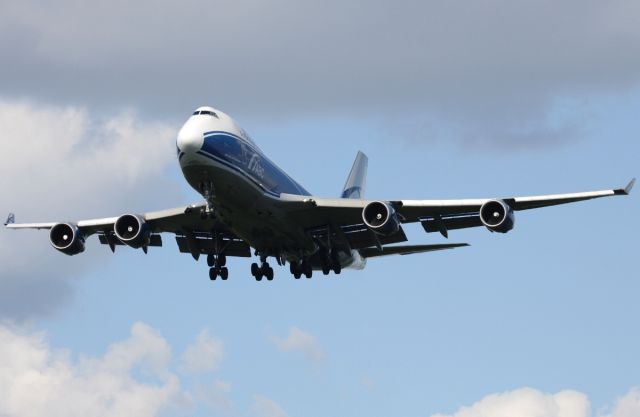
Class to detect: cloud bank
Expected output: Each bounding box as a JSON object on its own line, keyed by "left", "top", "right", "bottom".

{"left": 0, "top": 322, "right": 183, "bottom": 417}
{"left": 1, "top": 321, "right": 638, "bottom": 417}
{"left": 1, "top": 1, "right": 639, "bottom": 146}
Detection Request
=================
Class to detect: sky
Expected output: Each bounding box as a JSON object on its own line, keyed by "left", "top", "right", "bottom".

{"left": 0, "top": 1, "right": 639, "bottom": 416}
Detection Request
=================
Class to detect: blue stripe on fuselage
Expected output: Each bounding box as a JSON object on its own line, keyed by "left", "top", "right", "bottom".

{"left": 196, "top": 131, "right": 310, "bottom": 197}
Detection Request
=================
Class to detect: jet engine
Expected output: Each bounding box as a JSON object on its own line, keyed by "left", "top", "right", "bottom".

{"left": 114, "top": 214, "right": 150, "bottom": 248}
{"left": 479, "top": 199, "right": 515, "bottom": 233}
{"left": 49, "top": 223, "right": 85, "bottom": 255}
{"left": 362, "top": 201, "right": 400, "bottom": 235}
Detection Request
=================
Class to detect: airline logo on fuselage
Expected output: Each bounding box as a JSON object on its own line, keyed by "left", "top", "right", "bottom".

{"left": 247, "top": 153, "right": 265, "bottom": 179}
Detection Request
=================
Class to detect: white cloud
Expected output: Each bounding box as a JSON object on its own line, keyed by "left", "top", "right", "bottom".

{"left": 193, "top": 380, "right": 235, "bottom": 413}
{"left": 271, "top": 326, "right": 324, "bottom": 363}
{"left": 0, "top": 322, "right": 185, "bottom": 417}
{"left": 431, "top": 388, "right": 590, "bottom": 417}
{"left": 251, "top": 395, "right": 289, "bottom": 417}
{"left": 0, "top": 98, "right": 180, "bottom": 320}
{"left": 602, "top": 388, "right": 640, "bottom": 417}
{"left": 431, "top": 387, "right": 640, "bottom": 417}
{"left": 181, "top": 329, "right": 224, "bottom": 373}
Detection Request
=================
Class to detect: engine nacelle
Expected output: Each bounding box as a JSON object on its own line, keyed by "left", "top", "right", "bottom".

{"left": 479, "top": 199, "right": 515, "bottom": 233}
{"left": 362, "top": 201, "right": 400, "bottom": 236}
{"left": 49, "top": 223, "right": 85, "bottom": 255}
{"left": 114, "top": 214, "right": 150, "bottom": 248}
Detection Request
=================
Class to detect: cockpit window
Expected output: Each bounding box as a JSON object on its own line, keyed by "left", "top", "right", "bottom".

{"left": 193, "top": 110, "right": 218, "bottom": 118}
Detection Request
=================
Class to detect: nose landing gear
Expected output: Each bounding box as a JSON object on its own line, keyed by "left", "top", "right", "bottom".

{"left": 198, "top": 181, "right": 216, "bottom": 219}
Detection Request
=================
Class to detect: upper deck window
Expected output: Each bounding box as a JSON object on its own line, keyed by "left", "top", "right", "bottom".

{"left": 192, "top": 110, "right": 219, "bottom": 118}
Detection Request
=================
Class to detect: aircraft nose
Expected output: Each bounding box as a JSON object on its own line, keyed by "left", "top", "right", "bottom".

{"left": 176, "top": 128, "right": 204, "bottom": 155}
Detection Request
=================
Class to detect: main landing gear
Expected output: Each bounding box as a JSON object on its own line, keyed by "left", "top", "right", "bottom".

{"left": 320, "top": 251, "right": 342, "bottom": 276}
{"left": 290, "top": 260, "right": 312, "bottom": 279}
{"left": 207, "top": 253, "right": 228, "bottom": 280}
{"left": 251, "top": 260, "right": 274, "bottom": 281}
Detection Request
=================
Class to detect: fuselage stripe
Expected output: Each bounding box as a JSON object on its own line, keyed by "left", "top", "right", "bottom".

{"left": 195, "top": 149, "right": 280, "bottom": 198}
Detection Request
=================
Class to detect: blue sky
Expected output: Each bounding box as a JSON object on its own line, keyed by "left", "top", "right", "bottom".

{"left": 0, "top": 2, "right": 639, "bottom": 417}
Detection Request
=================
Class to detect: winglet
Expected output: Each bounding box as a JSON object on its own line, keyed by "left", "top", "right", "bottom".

{"left": 4, "top": 213, "right": 15, "bottom": 226}
{"left": 615, "top": 178, "right": 636, "bottom": 195}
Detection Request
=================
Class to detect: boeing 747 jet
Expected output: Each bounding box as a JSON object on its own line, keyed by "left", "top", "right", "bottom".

{"left": 5, "top": 106, "right": 635, "bottom": 281}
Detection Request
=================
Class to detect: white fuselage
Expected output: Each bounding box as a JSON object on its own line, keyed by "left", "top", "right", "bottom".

{"left": 176, "top": 106, "right": 365, "bottom": 269}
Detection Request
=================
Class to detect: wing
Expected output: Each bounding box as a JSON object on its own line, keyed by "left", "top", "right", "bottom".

{"left": 4, "top": 203, "right": 251, "bottom": 259}
{"left": 277, "top": 178, "right": 634, "bottom": 241}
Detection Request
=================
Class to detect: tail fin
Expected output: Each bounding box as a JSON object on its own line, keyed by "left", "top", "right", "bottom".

{"left": 341, "top": 151, "right": 368, "bottom": 199}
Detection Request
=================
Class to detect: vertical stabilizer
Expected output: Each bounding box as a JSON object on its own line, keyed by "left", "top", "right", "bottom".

{"left": 341, "top": 151, "right": 368, "bottom": 199}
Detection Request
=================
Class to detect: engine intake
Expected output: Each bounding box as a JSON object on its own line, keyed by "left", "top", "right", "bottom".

{"left": 114, "top": 214, "right": 150, "bottom": 248}
{"left": 479, "top": 199, "right": 515, "bottom": 233}
{"left": 49, "top": 223, "right": 85, "bottom": 255}
{"left": 362, "top": 201, "right": 400, "bottom": 236}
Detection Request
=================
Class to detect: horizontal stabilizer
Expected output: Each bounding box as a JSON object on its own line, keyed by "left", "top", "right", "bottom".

{"left": 359, "top": 243, "right": 469, "bottom": 258}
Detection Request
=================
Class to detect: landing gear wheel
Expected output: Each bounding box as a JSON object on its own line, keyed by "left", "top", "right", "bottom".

{"left": 207, "top": 254, "right": 215, "bottom": 267}
{"left": 266, "top": 267, "right": 274, "bottom": 281}
{"left": 294, "top": 272, "right": 301, "bottom": 279}
{"left": 302, "top": 261, "right": 312, "bottom": 279}
{"left": 209, "top": 267, "right": 218, "bottom": 280}
{"left": 251, "top": 263, "right": 259, "bottom": 277}
{"left": 218, "top": 254, "right": 226, "bottom": 267}
{"left": 322, "top": 265, "right": 330, "bottom": 275}
{"left": 220, "top": 267, "right": 229, "bottom": 280}
{"left": 333, "top": 264, "right": 342, "bottom": 275}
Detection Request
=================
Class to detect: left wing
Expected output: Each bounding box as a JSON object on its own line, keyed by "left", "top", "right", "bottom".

{"left": 277, "top": 178, "right": 635, "bottom": 239}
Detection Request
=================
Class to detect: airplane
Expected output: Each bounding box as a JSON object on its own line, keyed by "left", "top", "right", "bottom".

{"left": 5, "top": 106, "right": 635, "bottom": 281}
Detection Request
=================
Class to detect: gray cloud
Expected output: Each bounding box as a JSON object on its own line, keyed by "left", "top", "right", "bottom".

{"left": 0, "top": 99, "right": 181, "bottom": 320}
{"left": 0, "top": 0, "right": 639, "bottom": 147}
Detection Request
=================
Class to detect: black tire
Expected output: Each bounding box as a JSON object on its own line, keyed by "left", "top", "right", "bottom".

{"left": 207, "top": 254, "right": 215, "bottom": 267}
{"left": 322, "top": 265, "right": 330, "bottom": 275}
{"left": 220, "top": 267, "right": 229, "bottom": 280}
{"left": 294, "top": 272, "right": 301, "bottom": 279}
{"left": 251, "top": 263, "right": 259, "bottom": 276}
{"left": 209, "top": 267, "right": 218, "bottom": 280}
{"left": 289, "top": 263, "right": 296, "bottom": 274}
{"left": 256, "top": 274, "right": 263, "bottom": 281}
{"left": 266, "top": 267, "right": 274, "bottom": 281}
{"left": 218, "top": 254, "right": 227, "bottom": 267}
